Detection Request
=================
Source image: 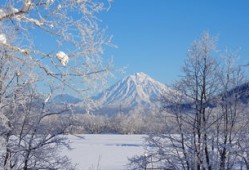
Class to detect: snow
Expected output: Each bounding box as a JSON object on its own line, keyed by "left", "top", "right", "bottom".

{"left": 0, "top": 9, "right": 6, "bottom": 18}
{"left": 22, "top": 0, "right": 33, "bottom": 11}
{"left": 57, "top": 4, "right": 62, "bottom": 10}
{"left": 77, "top": 0, "right": 87, "bottom": 3}
{"left": 47, "top": 0, "right": 54, "bottom": 4}
{"left": 0, "top": 7, "right": 22, "bottom": 21}
{"left": 0, "top": 34, "right": 7, "bottom": 44}
{"left": 63, "top": 134, "right": 146, "bottom": 170}
{"left": 10, "top": 7, "right": 19, "bottom": 14}
{"left": 23, "top": 16, "right": 43, "bottom": 26}
{"left": 44, "top": 93, "right": 52, "bottom": 103}
{"left": 56, "top": 51, "right": 69, "bottom": 66}
{"left": 0, "top": 113, "right": 9, "bottom": 133}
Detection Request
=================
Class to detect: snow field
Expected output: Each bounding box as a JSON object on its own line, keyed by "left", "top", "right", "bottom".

{"left": 64, "top": 134, "right": 146, "bottom": 170}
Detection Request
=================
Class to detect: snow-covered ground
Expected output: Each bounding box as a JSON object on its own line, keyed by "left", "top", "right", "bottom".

{"left": 64, "top": 134, "right": 146, "bottom": 170}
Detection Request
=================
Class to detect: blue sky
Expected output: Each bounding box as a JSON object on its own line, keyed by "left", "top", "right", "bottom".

{"left": 101, "top": 0, "right": 249, "bottom": 85}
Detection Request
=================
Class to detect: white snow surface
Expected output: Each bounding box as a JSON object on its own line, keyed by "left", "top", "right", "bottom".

{"left": 63, "top": 134, "right": 146, "bottom": 170}
{"left": 89, "top": 72, "right": 173, "bottom": 114}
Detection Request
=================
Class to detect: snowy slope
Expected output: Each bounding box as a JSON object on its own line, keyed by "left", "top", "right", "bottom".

{"left": 92, "top": 72, "right": 172, "bottom": 114}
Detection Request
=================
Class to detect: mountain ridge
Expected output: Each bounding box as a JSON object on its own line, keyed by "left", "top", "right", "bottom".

{"left": 53, "top": 94, "right": 82, "bottom": 104}
{"left": 52, "top": 73, "right": 249, "bottom": 115}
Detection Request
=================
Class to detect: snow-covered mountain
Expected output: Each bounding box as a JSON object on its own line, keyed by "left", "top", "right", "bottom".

{"left": 52, "top": 94, "right": 82, "bottom": 104}
{"left": 92, "top": 72, "right": 172, "bottom": 115}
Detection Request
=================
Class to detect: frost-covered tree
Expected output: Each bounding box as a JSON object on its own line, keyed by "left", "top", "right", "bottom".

{"left": 0, "top": 0, "right": 112, "bottom": 169}
{"left": 0, "top": 0, "right": 112, "bottom": 92}
{"left": 0, "top": 84, "right": 76, "bottom": 169}
{"left": 129, "top": 33, "right": 249, "bottom": 170}
{"left": 0, "top": 37, "right": 77, "bottom": 169}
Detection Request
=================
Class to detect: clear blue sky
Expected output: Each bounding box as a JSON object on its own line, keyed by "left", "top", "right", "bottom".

{"left": 101, "top": 0, "right": 249, "bottom": 85}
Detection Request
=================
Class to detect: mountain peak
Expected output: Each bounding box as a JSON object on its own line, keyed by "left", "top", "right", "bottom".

{"left": 93, "top": 72, "right": 172, "bottom": 114}
{"left": 126, "top": 72, "right": 151, "bottom": 84}
{"left": 134, "top": 72, "right": 147, "bottom": 77}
